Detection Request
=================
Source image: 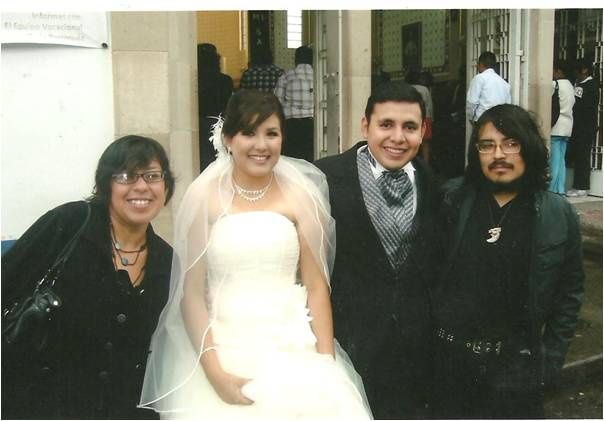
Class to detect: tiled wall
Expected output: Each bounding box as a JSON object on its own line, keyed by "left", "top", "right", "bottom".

{"left": 382, "top": 10, "right": 446, "bottom": 73}
{"left": 273, "top": 11, "right": 296, "bottom": 71}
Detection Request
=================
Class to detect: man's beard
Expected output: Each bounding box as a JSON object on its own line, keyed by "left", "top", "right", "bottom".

{"left": 479, "top": 175, "right": 524, "bottom": 194}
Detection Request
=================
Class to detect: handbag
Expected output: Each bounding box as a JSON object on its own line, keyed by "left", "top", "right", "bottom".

{"left": 2, "top": 203, "right": 91, "bottom": 351}
{"left": 551, "top": 80, "right": 560, "bottom": 127}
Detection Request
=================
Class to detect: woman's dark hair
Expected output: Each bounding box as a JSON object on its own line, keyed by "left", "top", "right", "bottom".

{"left": 465, "top": 104, "right": 550, "bottom": 193}
{"left": 222, "top": 89, "right": 285, "bottom": 140}
{"left": 90, "top": 135, "right": 175, "bottom": 206}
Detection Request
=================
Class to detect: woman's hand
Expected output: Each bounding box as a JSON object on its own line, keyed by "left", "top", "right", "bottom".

{"left": 206, "top": 366, "right": 254, "bottom": 405}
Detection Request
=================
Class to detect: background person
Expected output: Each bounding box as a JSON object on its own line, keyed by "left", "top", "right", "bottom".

{"left": 239, "top": 46, "right": 284, "bottom": 92}
{"left": 139, "top": 89, "right": 371, "bottom": 419}
{"left": 198, "top": 43, "right": 234, "bottom": 172}
{"left": 566, "top": 58, "right": 600, "bottom": 197}
{"left": 274, "top": 45, "right": 314, "bottom": 162}
{"left": 405, "top": 68, "right": 435, "bottom": 165}
{"left": 2, "top": 135, "right": 175, "bottom": 419}
{"left": 548, "top": 59, "right": 575, "bottom": 195}
{"left": 466, "top": 51, "right": 512, "bottom": 124}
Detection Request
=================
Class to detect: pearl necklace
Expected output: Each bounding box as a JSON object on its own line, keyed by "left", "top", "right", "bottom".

{"left": 233, "top": 174, "right": 273, "bottom": 202}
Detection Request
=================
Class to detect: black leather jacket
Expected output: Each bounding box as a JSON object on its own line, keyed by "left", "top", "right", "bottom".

{"left": 439, "top": 178, "right": 584, "bottom": 380}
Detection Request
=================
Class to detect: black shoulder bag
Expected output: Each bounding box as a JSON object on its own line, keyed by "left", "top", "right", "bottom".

{"left": 2, "top": 203, "right": 91, "bottom": 351}
{"left": 551, "top": 80, "right": 560, "bottom": 127}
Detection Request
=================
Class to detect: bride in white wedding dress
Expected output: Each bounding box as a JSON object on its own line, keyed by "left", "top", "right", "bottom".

{"left": 139, "top": 89, "right": 372, "bottom": 419}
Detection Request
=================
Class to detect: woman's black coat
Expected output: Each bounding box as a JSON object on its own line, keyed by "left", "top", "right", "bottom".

{"left": 1, "top": 201, "right": 172, "bottom": 419}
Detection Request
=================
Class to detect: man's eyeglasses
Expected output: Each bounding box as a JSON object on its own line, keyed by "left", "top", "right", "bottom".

{"left": 112, "top": 170, "right": 165, "bottom": 184}
{"left": 476, "top": 140, "right": 521, "bottom": 155}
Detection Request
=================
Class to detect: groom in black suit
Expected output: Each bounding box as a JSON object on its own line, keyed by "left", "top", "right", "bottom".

{"left": 315, "top": 81, "right": 441, "bottom": 419}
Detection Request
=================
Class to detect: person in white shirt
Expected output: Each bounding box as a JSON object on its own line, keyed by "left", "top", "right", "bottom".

{"left": 466, "top": 51, "right": 512, "bottom": 123}
{"left": 548, "top": 60, "right": 576, "bottom": 195}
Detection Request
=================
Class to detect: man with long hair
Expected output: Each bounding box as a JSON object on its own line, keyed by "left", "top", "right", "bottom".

{"left": 432, "top": 104, "right": 584, "bottom": 418}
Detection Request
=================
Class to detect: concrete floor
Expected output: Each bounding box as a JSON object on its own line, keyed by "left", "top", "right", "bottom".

{"left": 564, "top": 258, "right": 603, "bottom": 364}
{"left": 544, "top": 251, "right": 603, "bottom": 419}
{"left": 544, "top": 374, "right": 602, "bottom": 418}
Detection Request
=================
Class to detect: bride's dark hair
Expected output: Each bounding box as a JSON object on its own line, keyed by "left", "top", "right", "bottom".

{"left": 222, "top": 89, "right": 286, "bottom": 140}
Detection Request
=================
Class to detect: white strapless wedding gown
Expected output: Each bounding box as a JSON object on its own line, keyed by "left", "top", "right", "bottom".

{"left": 169, "top": 211, "right": 371, "bottom": 419}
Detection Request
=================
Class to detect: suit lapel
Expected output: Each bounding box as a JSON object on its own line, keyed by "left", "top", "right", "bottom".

{"left": 333, "top": 144, "right": 393, "bottom": 275}
{"left": 405, "top": 159, "right": 430, "bottom": 277}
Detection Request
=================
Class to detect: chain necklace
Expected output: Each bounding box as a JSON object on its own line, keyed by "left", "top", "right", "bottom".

{"left": 132, "top": 266, "right": 146, "bottom": 287}
{"left": 110, "top": 223, "right": 147, "bottom": 266}
{"left": 233, "top": 173, "right": 273, "bottom": 202}
{"left": 486, "top": 198, "right": 514, "bottom": 243}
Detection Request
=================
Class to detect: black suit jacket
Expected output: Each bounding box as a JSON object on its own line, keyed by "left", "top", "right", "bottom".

{"left": 315, "top": 142, "right": 441, "bottom": 419}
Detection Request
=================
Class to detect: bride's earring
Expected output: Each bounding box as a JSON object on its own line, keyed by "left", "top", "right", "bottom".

{"left": 227, "top": 146, "right": 232, "bottom": 155}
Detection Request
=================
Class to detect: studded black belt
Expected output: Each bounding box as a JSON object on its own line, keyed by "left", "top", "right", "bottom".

{"left": 435, "top": 327, "right": 503, "bottom": 356}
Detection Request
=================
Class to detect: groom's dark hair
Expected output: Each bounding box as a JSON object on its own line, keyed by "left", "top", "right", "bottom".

{"left": 365, "top": 80, "right": 426, "bottom": 122}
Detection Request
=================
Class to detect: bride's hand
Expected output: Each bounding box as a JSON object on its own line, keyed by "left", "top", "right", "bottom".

{"left": 207, "top": 369, "right": 254, "bottom": 406}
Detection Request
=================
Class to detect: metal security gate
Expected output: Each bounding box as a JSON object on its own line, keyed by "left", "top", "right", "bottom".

{"left": 314, "top": 11, "right": 342, "bottom": 158}
{"left": 465, "top": 10, "right": 527, "bottom": 151}
{"left": 556, "top": 9, "right": 603, "bottom": 196}
{"left": 467, "top": 10, "right": 527, "bottom": 105}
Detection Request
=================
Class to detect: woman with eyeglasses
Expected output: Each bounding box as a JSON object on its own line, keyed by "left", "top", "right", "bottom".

{"left": 1, "top": 135, "right": 175, "bottom": 419}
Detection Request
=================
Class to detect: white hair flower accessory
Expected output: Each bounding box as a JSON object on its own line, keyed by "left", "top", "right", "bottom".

{"left": 210, "top": 115, "right": 229, "bottom": 160}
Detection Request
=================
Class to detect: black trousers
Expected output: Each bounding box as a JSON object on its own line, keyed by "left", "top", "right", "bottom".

{"left": 431, "top": 342, "right": 544, "bottom": 419}
{"left": 571, "top": 135, "right": 593, "bottom": 190}
{"left": 282, "top": 117, "right": 314, "bottom": 162}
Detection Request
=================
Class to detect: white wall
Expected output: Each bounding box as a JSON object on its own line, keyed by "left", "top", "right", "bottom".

{"left": 1, "top": 43, "right": 114, "bottom": 240}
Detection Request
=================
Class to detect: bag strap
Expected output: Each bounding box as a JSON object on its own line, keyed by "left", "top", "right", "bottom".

{"left": 38, "top": 202, "right": 92, "bottom": 287}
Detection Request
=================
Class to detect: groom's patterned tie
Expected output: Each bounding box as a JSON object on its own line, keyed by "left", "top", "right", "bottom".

{"left": 358, "top": 148, "right": 417, "bottom": 268}
{"left": 377, "top": 170, "right": 414, "bottom": 236}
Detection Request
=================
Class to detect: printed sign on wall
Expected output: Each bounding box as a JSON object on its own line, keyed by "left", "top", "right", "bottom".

{"left": 1, "top": 12, "right": 108, "bottom": 48}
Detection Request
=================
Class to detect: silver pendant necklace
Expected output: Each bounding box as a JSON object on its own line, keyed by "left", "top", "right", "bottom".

{"left": 486, "top": 198, "right": 513, "bottom": 244}
{"left": 233, "top": 173, "right": 273, "bottom": 202}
